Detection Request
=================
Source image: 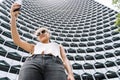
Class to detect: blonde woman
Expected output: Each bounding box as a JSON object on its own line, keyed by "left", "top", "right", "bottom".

{"left": 10, "top": 3, "right": 75, "bottom": 80}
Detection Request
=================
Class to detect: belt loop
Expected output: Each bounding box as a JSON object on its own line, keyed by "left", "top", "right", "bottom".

{"left": 32, "top": 54, "right": 37, "bottom": 59}
{"left": 52, "top": 55, "right": 56, "bottom": 61}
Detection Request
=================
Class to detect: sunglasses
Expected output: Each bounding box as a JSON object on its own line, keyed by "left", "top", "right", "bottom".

{"left": 36, "top": 30, "right": 48, "bottom": 36}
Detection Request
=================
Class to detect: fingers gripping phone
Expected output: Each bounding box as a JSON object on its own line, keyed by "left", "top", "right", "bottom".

{"left": 14, "top": 0, "right": 23, "bottom": 12}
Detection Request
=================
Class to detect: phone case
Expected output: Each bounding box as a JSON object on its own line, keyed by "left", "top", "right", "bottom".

{"left": 14, "top": 0, "right": 22, "bottom": 12}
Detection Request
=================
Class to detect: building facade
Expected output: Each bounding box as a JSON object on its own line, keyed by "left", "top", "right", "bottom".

{"left": 0, "top": 0, "right": 120, "bottom": 80}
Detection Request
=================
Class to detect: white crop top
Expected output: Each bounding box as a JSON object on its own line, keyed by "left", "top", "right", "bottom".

{"left": 33, "top": 42, "right": 61, "bottom": 58}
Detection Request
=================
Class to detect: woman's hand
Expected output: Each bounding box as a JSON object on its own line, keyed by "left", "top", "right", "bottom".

{"left": 67, "top": 74, "right": 75, "bottom": 80}
{"left": 10, "top": 3, "right": 21, "bottom": 19}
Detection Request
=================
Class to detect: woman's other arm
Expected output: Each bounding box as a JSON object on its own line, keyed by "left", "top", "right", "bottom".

{"left": 60, "top": 44, "right": 75, "bottom": 80}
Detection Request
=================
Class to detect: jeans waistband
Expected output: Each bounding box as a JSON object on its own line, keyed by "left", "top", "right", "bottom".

{"left": 26, "top": 54, "right": 63, "bottom": 65}
{"left": 29, "top": 53, "right": 57, "bottom": 59}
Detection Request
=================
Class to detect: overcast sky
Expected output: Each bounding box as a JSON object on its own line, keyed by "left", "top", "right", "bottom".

{"left": 0, "top": 0, "right": 4, "bottom": 3}
{"left": 95, "top": 0, "right": 119, "bottom": 12}
{"left": 0, "top": 0, "right": 119, "bottom": 12}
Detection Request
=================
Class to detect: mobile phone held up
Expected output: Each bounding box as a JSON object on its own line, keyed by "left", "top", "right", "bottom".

{"left": 14, "top": 0, "right": 23, "bottom": 12}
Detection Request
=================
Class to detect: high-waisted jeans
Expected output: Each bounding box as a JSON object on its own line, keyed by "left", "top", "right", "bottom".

{"left": 18, "top": 54, "right": 67, "bottom": 80}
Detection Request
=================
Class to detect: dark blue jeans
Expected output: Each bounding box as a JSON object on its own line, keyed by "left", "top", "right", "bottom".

{"left": 18, "top": 54, "right": 67, "bottom": 80}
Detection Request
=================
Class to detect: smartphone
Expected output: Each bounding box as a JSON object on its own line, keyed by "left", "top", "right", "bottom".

{"left": 14, "top": 0, "right": 22, "bottom": 12}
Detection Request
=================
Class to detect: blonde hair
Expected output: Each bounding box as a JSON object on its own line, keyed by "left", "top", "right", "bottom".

{"left": 34, "top": 27, "right": 50, "bottom": 36}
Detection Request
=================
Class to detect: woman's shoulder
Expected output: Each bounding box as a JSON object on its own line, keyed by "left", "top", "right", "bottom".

{"left": 51, "top": 41, "right": 60, "bottom": 45}
{"left": 34, "top": 42, "right": 42, "bottom": 46}
{"left": 51, "top": 42, "right": 63, "bottom": 48}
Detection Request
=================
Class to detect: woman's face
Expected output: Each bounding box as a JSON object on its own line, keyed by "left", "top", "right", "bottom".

{"left": 36, "top": 28, "right": 50, "bottom": 42}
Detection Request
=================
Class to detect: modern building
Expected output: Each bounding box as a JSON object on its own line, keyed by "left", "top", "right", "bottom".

{"left": 0, "top": 0, "right": 120, "bottom": 80}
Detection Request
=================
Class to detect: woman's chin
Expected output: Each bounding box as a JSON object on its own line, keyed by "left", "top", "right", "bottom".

{"left": 40, "top": 38, "right": 47, "bottom": 42}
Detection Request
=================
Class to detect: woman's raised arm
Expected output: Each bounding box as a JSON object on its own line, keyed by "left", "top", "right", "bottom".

{"left": 10, "top": 3, "right": 35, "bottom": 54}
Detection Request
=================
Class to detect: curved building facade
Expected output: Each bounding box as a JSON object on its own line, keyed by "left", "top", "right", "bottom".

{"left": 0, "top": 0, "right": 120, "bottom": 80}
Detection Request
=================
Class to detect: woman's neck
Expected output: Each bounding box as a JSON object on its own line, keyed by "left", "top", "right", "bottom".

{"left": 41, "top": 40, "right": 50, "bottom": 44}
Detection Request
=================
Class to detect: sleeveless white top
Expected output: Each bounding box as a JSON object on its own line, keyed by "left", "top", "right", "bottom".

{"left": 33, "top": 42, "right": 61, "bottom": 59}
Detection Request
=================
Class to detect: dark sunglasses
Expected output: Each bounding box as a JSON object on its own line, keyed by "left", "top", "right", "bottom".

{"left": 36, "top": 30, "right": 48, "bottom": 36}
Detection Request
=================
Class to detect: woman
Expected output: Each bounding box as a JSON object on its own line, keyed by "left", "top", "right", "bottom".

{"left": 10, "top": 3, "right": 75, "bottom": 80}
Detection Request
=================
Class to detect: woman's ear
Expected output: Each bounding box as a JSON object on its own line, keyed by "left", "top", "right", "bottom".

{"left": 37, "top": 36, "right": 40, "bottom": 42}
{"left": 34, "top": 31, "right": 37, "bottom": 36}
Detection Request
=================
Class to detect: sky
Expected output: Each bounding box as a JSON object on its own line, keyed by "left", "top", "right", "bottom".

{"left": 0, "top": 0, "right": 4, "bottom": 3}
{"left": 0, "top": 0, "right": 119, "bottom": 12}
{"left": 95, "top": 0, "right": 119, "bottom": 12}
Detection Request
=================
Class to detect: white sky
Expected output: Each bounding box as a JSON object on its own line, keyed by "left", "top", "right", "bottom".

{"left": 0, "top": 0, "right": 4, "bottom": 3}
{"left": 0, "top": 0, "right": 119, "bottom": 12}
{"left": 95, "top": 0, "right": 119, "bottom": 12}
